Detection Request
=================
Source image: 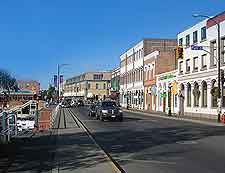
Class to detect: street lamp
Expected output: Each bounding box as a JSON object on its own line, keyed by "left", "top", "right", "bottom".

{"left": 57, "top": 64, "right": 69, "bottom": 102}
{"left": 193, "top": 14, "right": 221, "bottom": 122}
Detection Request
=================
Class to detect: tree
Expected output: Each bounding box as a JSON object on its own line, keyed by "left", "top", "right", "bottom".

{"left": 47, "top": 85, "right": 56, "bottom": 100}
{"left": 0, "top": 69, "right": 19, "bottom": 107}
{"left": 0, "top": 69, "right": 19, "bottom": 92}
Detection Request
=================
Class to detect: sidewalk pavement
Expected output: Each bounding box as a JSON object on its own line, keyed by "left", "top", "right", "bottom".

{"left": 123, "top": 108, "right": 225, "bottom": 127}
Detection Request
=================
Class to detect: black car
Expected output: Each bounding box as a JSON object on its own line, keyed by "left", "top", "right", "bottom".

{"left": 88, "top": 103, "right": 97, "bottom": 116}
{"left": 77, "top": 100, "right": 84, "bottom": 106}
{"left": 95, "top": 101, "right": 123, "bottom": 121}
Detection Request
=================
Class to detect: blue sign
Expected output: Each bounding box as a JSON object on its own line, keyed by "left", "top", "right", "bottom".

{"left": 191, "top": 45, "right": 203, "bottom": 50}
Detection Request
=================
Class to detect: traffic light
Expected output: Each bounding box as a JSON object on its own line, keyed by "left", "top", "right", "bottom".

{"left": 176, "top": 46, "right": 183, "bottom": 59}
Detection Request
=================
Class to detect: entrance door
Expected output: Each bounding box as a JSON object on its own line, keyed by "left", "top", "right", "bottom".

{"left": 163, "top": 97, "right": 166, "bottom": 112}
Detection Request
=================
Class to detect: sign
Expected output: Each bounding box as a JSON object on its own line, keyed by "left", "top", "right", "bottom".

{"left": 191, "top": 45, "right": 203, "bottom": 50}
{"left": 172, "top": 82, "right": 178, "bottom": 95}
{"left": 159, "top": 74, "right": 176, "bottom": 81}
{"left": 160, "top": 92, "right": 167, "bottom": 98}
{"left": 150, "top": 85, "right": 157, "bottom": 95}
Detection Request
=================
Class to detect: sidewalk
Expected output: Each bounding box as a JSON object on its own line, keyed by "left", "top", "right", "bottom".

{"left": 123, "top": 108, "right": 225, "bottom": 127}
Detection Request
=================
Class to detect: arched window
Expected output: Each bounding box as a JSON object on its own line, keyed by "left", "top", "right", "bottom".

{"left": 202, "top": 81, "right": 207, "bottom": 107}
{"left": 211, "top": 79, "right": 217, "bottom": 107}
{"left": 193, "top": 82, "right": 200, "bottom": 107}
{"left": 187, "top": 83, "right": 191, "bottom": 107}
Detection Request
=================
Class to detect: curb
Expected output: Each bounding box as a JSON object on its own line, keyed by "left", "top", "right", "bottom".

{"left": 68, "top": 108, "right": 125, "bottom": 173}
{"left": 123, "top": 109, "right": 225, "bottom": 127}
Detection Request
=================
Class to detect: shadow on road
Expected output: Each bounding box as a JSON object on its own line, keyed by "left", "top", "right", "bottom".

{"left": 0, "top": 122, "right": 225, "bottom": 172}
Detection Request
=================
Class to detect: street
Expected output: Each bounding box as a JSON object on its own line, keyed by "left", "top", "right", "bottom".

{"left": 1, "top": 106, "right": 225, "bottom": 173}
{"left": 71, "top": 106, "right": 225, "bottom": 173}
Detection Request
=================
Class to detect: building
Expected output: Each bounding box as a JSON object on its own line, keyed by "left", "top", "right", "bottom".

{"left": 110, "top": 67, "right": 120, "bottom": 103}
{"left": 144, "top": 49, "right": 176, "bottom": 112}
{"left": 62, "top": 71, "right": 111, "bottom": 101}
{"left": 177, "top": 11, "right": 225, "bottom": 120}
{"left": 120, "top": 38, "right": 177, "bottom": 110}
{"left": 156, "top": 70, "right": 178, "bottom": 114}
{"left": 17, "top": 80, "right": 40, "bottom": 95}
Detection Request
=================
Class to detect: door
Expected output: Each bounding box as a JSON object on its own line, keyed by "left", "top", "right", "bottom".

{"left": 163, "top": 97, "right": 166, "bottom": 112}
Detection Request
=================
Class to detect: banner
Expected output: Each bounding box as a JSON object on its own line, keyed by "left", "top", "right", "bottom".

{"left": 54, "top": 75, "right": 57, "bottom": 88}
{"left": 60, "top": 75, "right": 64, "bottom": 84}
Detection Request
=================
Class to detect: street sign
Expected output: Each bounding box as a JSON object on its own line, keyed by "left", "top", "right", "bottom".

{"left": 191, "top": 45, "right": 203, "bottom": 50}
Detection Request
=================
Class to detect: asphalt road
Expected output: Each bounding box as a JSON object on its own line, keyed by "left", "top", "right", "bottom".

{"left": 70, "top": 106, "right": 225, "bottom": 173}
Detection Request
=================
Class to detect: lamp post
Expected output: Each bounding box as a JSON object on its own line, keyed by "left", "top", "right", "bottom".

{"left": 57, "top": 64, "right": 69, "bottom": 103}
{"left": 193, "top": 14, "right": 221, "bottom": 122}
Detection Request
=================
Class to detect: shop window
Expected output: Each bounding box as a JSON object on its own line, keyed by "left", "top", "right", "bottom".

{"left": 202, "top": 81, "right": 207, "bottom": 107}
{"left": 187, "top": 83, "right": 191, "bottom": 107}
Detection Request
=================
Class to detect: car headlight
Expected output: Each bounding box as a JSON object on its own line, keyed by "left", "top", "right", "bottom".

{"left": 102, "top": 110, "right": 108, "bottom": 114}
{"left": 119, "top": 110, "right": 123, "bottom": 113}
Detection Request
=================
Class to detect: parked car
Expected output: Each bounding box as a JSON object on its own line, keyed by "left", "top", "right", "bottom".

{"left": 95, "top": 100, "right": 123, "bottom": 121}
{"left": 88, "top": 103, "right": 97, "bottom": 116}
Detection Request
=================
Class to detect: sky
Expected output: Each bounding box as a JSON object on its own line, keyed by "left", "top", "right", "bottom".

{"left": 0, "top": 0, "right": 225, "bottom": 89}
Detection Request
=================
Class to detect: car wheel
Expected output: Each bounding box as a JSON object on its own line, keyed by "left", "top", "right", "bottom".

{"left": 119, "top": 117, "right": 123, "bottom": 122}
{"left": 100, "top": 115, "right": 104, "bottom": 121}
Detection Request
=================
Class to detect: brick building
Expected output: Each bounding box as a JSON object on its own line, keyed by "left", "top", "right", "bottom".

{"left": 144, "top": 50, "right": 176, "bottom": 111}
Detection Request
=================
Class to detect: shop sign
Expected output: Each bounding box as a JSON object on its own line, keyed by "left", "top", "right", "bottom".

{"left": 159, "top": 74, "right": 176, "bottom": 81}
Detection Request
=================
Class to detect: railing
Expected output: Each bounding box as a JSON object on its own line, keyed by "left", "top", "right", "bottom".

{"left": 0, "top": 111, "right": 17, "bottom": 143}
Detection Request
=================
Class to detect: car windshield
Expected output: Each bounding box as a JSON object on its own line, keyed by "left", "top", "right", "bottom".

{"left": 102, "top": 102, "right": 116, "bottom": 107}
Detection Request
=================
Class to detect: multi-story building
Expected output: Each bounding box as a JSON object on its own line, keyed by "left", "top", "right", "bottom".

{"left": 120, "top": 39, "right": 177, "bottom": 109}
{"left": 144, "top": 49, "right": 176, "bottom": 112}
{"left": 62, "top": 71, "right": 111, "bottom": 101}
{"left": 177, "top": 11, "right": 225, "bottom": 120}
{"left": 110, "top": 67, "right": 120, "bottom": 103}
{"left": 17, "top": 80, "right": 40, "bottom": 94}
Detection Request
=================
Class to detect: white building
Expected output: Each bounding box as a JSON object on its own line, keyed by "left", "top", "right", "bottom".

{"left": 177, "top": 11, "right": 225, "bottom": 120}
{"left": 120, "top": 40, "right": 144, "bottom": 109}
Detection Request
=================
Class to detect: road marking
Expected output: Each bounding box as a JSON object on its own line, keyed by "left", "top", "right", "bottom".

{"left": 114, "top": 157, "right": 176, "bottom": 165}
{"left": 176, "top": 140, "right": 198, "bottom": 145}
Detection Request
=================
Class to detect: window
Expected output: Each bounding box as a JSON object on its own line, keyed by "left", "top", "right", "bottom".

{"left": 193, "top": 56, "right": 198, "bottom": 71}
{"left": 179, "top": 61, "right": 183, "bottom": 74}
{"left": 187, "top": 83, "right": 191, "bottom": 107}
{"left": 210, "top": 41, "right": 217, "bottom": 66}
{"left": 186, "top": 59, "right": 190, "bottom": 72}
{"left": 193, "top": 82, "right": 200, "bottom": 107}
{"left": 103, "top": 83, "right": 106, "bottom": 89}
{"left": 179, "top": 38, "right": 183, "bottom": 46}
{"left": 93, "top": 74, "right": 103, "bottom": 80}
{"left": 211, "top": 80, "right": 217, "bottom": 107}
{"left": 201, "top": 54, "right": 207, "bottom": 69}
{"left": 193, "top": 31, "right": 198, "bottom": 44}
{"left": 202, "top": 81, "right": 207, "bottom": 107}
{"left": 201, "top": 26, "right": 206, "bottom": 40}
{"left": 186, "top": 35, "right": 190, "bottom": 47}
{"left": 175, "top": 95, "right": 177, "bottom": 107}
{"left": 88, "top": 83, "right": 91, "bottom": 89}
{"left": 222, "top": 38, "right": 225, "bottom": 63}
{"left": 96, "top": 83, "right": 99, "bottom": 89}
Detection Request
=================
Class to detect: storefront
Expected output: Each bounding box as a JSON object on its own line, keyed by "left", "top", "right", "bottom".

{"left": 156, "top": 70, "right": 178, "bottom": 114}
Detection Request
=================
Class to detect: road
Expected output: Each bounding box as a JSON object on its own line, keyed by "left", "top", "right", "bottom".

{"left": 70, "top": 106, "right": 225, "bottom": 173}
{"left": 1, "top": 106, "right": 225, "bottom": 173}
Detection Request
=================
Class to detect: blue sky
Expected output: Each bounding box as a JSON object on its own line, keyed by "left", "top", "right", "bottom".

{"left": 0, "top": 0, "right": 225, "bottom": 89}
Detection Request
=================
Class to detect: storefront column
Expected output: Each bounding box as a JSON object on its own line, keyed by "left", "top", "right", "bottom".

{"left": 207, "top": 82, "right": 212, "bottom": 109}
